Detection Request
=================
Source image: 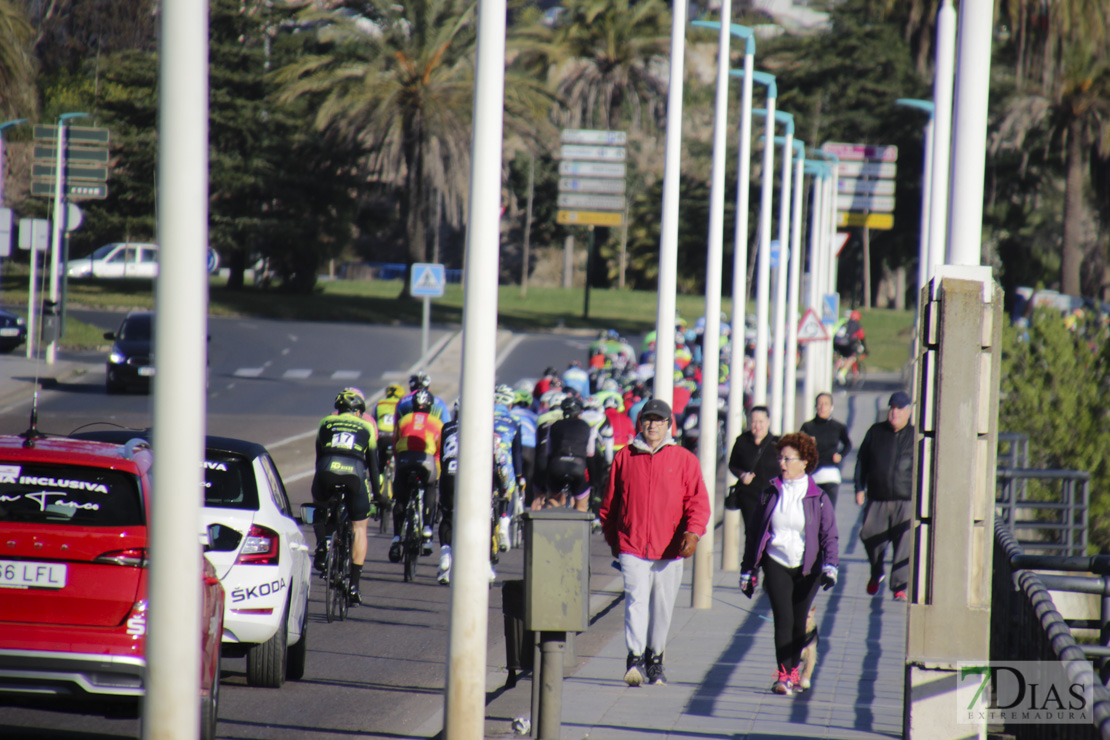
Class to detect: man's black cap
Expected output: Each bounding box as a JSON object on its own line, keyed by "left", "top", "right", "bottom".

{"left": 889, "top": 391, "right": 912, "bottom": 409}
{"left": 640, "top": 398, "right": 672, "bottom": 420}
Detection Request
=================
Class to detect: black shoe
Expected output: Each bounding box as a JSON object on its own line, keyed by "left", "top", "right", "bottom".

{"left": 313, "top": 544, "right": 328, "bottom": 573}
{"left": 388, "top": 537, "right": 402, "bottom": 563}
{"left": 348, "top": 584, "right": 362, "bottom": 606}
{"left": 645, "top": 650, "right": 666, "bottom": 685}
{"left": 624, "top": 652, "right": 645, "bottom": 687}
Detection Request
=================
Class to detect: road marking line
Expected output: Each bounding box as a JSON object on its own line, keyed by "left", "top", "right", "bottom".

{"left": 285, "top": 469, "right": 314, "bottom": 484}
{"left": 283, "top": 369, "right": 312, "bottom": 379}
{"left": 234, "top": 368, "right": 264, "bottom": 378}
{"left": 380, "top": 371, "right": 406, "bottom": 380}
{"left": 332, "top": 370, "right": 361, "bottom": 380}
{"left": 282, "top": 348, "right": 290, "bottom": 356}
{"left": 496, "top": 335, "right": 526, "bottom": 368}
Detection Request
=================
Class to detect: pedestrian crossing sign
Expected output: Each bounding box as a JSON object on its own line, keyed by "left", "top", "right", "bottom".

{"left": 411, "top": 263, "right": 446, "bottom": 297}
{"left": 797, "top": 308, "right": 829, "bottom": 343}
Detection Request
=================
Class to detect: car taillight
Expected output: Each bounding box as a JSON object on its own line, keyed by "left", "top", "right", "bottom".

{"left": 94, "top": 548, "right": 148, "bottom": 567}
{"left": 235, "top": 524, "right": 280, "bottom": 565}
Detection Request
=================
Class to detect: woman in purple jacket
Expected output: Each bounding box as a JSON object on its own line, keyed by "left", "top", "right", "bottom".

{"left": 739, "top": 432, "right": 839, "bottom": 696}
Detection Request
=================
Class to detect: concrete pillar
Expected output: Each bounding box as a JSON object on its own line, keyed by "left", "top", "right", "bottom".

{"left": 905, "top": 267, "right": 1000, "bottom": 739}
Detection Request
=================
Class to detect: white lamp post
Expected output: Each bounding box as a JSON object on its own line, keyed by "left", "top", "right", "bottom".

{"left": 776, "top": 138, "right": 805, "bottom": 433}
{"left": 802, "top": 160, "right": 831, "bottom": 413}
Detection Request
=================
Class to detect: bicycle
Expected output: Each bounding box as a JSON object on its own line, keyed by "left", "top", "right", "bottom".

{"left": 400, "top": 470, "right": 427, "bottom": 582}
{"left": 509, "top": 481, "right": 525, "bottom": 550}
{"left": 303, "top": 485, "right": 351, "bottom": 623}
{"left": 834, "top": 340, "right": 867, "bottom": 388}
{"left": 379, "top": 456, "right": 395, "bottom": 535}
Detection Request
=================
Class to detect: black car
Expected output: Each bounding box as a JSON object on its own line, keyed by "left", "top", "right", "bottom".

{"left": 104, "top": 311, "right": 154, "bottom": 393}
{"left": 0, "top": 307, "right": 27, "bottom": 353}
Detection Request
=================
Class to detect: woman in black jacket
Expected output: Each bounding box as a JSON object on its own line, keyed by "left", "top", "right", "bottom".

{"left": 727, "top": 405, "right": 779, "bottom": 536}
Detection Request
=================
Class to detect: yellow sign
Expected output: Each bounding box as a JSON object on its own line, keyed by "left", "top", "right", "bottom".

{"left": 557, "top": 210, "right": 624, "bottom": 227}
{"left": 837, "top": 212, "right": 894, "bottom": 230}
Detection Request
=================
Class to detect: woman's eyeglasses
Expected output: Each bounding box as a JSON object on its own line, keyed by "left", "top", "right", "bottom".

{"left": 778, "top": 455, "right": 802, "bottom": 463}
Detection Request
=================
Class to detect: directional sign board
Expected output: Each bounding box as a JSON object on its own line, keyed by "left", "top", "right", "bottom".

{"left": 557, "top": 210, "right": 623, "bottom": 227}
{"left": 837, "top": 178, "right": 895, "bottom": 196}
{"left": 822, "top": 142, "right": 898, "bottom": 162}
{"left": 561, "top": 129, "right": 627, "bottom": 146}
{"left": 558, "top": 193, "right": 625, "bottom": 211}
{"left": 837, "top": 212, "right": 893, "bottom": 230}
{"left": 797, "top": 308, "right": 829, "bottom": 343}
{"left": 559, "top": 145, "right": 626, "bottom": 162}
{"left": 558, "top": 177, "right": 625, "bottom": 195}
{"left": 838, "top": 161, "right": 897, "bottom": 179}
{"left": 558, "top": 161, "right": 625, "bottom": 178}
{"left": 30, "top": 181, "right": 108, "bottom": 199}
{"left": 34, "top": 146, "right": 110, "bottom": 164}
{"left": 32, "top": 163, "right": 108, "bottom": 182}
{"left": 410, "top": 263, "right": 446, "bottom": 297}
{"left": 34, "top": 125, "right": 110, "bottom": 145}
{"left": 836, "top": 194, "right": 895, "bottom": 213}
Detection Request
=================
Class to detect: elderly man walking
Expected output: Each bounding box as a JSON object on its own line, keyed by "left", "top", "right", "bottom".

{"left": 854, "top": 391, "right": 915, "bottom": 602}
{"left": 600, "top": 398, "right": 710, "bottom": 687}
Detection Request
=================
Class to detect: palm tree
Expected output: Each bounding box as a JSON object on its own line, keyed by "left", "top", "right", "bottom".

{"left": 0, "top": 0, "right": 37, "bottom": 120}
{"left": 514, "top": 0, "right": 670, "bottom": 133}
{"left": 273, "top": 0, "right": 552, "bottom": 297}
{"left": 997, "top": 0, "right": 1110, "bottom": 296}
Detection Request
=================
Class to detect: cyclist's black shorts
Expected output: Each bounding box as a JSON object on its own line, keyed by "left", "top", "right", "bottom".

{"left": 312, "top": 456, "right": 371, "bottom": 522}
{"left": 546, "top": 455, "right": 589, "bottom": 498}
{"left": 393, "top": 452, "right": 438, "bottom": 503}
{"left": 377, "top": 433, "right": 395, "bottom": 471}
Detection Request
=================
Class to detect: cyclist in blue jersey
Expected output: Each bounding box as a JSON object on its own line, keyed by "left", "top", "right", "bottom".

{"left": 508, "top": 390, "right": 538, "bottom": 506}
{"left": 493, "top": 384, "right": 524, "bottom": 551}
{"left": 393, "top": 372, "right": 452, "bottom": 426}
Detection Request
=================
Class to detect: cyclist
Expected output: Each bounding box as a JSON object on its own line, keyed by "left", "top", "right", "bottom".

{"left": 394, "top": 372, "right": 452, "bottom": 424}
{"left": 543, "top": 396, "right": 595, "bottom": 512}
{"left": 311, "top": 388, "right": 382, "bottom": 606}
{"left": 373, "top": 382, "right": 405, "bottom": 483}
{"left": 493, "top": 384, "right": 525, "bottom": 551}
{"left": 531, "top": 390, "right": 566, "bottom": 509}
{"left": 562, "top": 361, "right": 591, "bottom": 398}
{"left": 582, "top": 396, "right": 615, "bottom": 523}
{"left": 833, "top": 310, "right": 867, "bottom": 385}
{"left": 390, "top": 389, "right": 444, "bottom": 564}
{"left": 508, "top": 390, "right": 538, "bottom": 505}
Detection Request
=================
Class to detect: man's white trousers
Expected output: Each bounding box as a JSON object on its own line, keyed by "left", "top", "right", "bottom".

{"left": 619, "top": 553, "right": 684, "bottom": 657}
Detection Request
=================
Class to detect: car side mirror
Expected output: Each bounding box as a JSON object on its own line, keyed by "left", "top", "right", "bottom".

{"left": 103, "top": 331, "right": 116, "bottom": 340}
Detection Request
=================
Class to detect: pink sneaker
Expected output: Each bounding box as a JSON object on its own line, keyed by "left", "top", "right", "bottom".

{"left": 772, "top": 665, "right": 792, "bottom": 695}
{"left": 866, "top": 574, "right": 885, "bottom": 596}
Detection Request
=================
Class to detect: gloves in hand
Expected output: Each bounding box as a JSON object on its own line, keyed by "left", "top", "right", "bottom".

{"left": 821, "top": 564, "right": 838, "bottom": 591}
{"left": 739, "top": 571, "right": 757, "bottom": 598}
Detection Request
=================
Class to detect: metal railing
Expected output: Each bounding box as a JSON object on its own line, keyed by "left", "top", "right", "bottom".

{"left": 996, "top": 468, "right": 1089, "bottom": 556}
{"left": 993, "top": 522, "right": 1110, "bottom": 739}
{"left": 998, "top": 431, "right": 1029, "bottom": 469}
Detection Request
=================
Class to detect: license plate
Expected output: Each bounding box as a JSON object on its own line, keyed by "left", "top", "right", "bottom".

{"left": 0, "top": 560, "right": 68, "bottom": 589}
{"left": 138, "top": 366, "right": 155, "bottom": 377}
{"left": 0, "top": 328, "right": 19, "bottom": 337}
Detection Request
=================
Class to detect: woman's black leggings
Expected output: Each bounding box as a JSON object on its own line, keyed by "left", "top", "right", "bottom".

{"left": 761, "top": 557, "right": 821, "bottom": 671}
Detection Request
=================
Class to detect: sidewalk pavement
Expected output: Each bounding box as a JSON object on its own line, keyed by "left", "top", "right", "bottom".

{"left": 0, "top": 351, "right": 100, "bottom": 412}
{"left": 483, "top": 378, "right": 909, "bottom": 740}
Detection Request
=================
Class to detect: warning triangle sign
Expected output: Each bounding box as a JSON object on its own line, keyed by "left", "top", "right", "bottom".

{"left": 415, "top": 268, "right": 440, "bottom": 291}
{"left": 797, "top": 308, "right": 828, "bottom": 343}
{"left": 411, "top": 263, "right": 445, "bottom": 296}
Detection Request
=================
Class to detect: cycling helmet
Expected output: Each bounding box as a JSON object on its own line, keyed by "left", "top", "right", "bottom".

{"left": 850, "top": 310, "right": 862, "bottom": 321}
{"left": 548, "top": 377, "right": 564, "bottom": 390}
{"left": 602, "top": 395, "right": 621, "bottom": 410}
{"left": 494, "top": 384, "right": 515, "bottom": 407}
{"left": 513, "top": 389, "right": 533, "bottom": 407}
{"left": 409, "top": 372, "right": 431, "bottom": 391}
{"left": 335, "top": 387, "right": 366, "bottom": 413}
{"left": 385, "top": 383, "right": 405, "bottom": 399}
{"left": 560, "top": 396, "right": 583, "bottom": 418}
{"left": 544, "top": 391, "right": 567, "bottom": 411}
{"left": 413, "top": 389, "right": 433, "bottom": 413}
{"left": 584, "top": 395, "right": 602, "bottom": 409}
{"left": 600, "top": 377, "right": 621, "bottom": 393}
{"left": 542, "top": 366, "right": 558, "bottom": 377}
{"left": 568, "top": 360, "right": 581, "bottom": 369}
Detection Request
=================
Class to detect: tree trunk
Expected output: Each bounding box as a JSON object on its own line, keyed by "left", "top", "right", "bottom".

{"left": 1060, "top": 115, "right": 1085, "bottom": 296}
{"left": 226, "top": 251, "right": 246, "bottom": 290}
{"left": 401, "top": 117, "right": 428, "bottom": 299}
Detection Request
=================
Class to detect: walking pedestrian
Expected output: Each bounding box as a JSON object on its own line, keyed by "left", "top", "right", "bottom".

{"left": 600, "top": 399, "right": 710, "bottom": 687}
{"left": 740, "top": 432, "right": 839, "bottom": 696}
{"left": 799, "top": 393, "right": 852, "bottom": 508}
{"left": 727, "top": 406, "right": 779, "bottom": 536}
{"left": 854, "top": 391, "right": 915, "bottom": 601}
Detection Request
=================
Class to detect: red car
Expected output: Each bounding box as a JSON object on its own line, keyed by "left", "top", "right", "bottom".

{"left": 0, "top": 435, "right": 224, "bottom": 739}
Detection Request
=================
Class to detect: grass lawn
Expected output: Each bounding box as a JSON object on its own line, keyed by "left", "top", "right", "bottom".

{"left": 0, "top": 267, "right": 915, "bottom": 370}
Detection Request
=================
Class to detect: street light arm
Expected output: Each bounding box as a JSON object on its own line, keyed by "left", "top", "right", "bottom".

{"left": 804, "top": 162, "right": 830, "bottom": 177}
{"left": 896, "top": 98, "right": 935, "bottom": 117}
{"left": 0, "top": 119, "right": 28, "bottom": 134}
{"left": 754, "top": 109, "right": 793, "bottom": 135}
{"left": 730, "top": 69, "right": 776, "bottom": 98}
{"left": 691, "top": 20, "right": 756, "bottom": 55}
{"left": 809, "top": 149, "right": 839, "bottom": 164}
{"left": 771, "top": 136, "right": 805, "bottom": 157}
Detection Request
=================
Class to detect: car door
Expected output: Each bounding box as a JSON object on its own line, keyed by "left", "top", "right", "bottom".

{"left": 136, "top": 246, "right": 159, "bottom": 278}
{"left": 94, "top": 245, "right": 128, "bottom": 278}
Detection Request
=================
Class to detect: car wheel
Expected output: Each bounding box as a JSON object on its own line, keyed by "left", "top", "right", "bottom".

{"left": 286, "top": 595, "right": 309, "bottom": 681}
{"left": 200, "top": 650, "right": 220, "bottom": 740}
{"left": 246, "top": 605, "right": 288, "bottom": 688}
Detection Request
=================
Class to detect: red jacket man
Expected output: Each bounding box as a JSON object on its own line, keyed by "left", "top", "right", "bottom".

{"left": 599, "top": 399, "right": 709, "bottom": 687}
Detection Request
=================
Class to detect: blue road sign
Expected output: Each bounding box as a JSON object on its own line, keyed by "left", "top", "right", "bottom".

{"left": 411, "top": 263, "right": 446, "bottom": 297}
{"left": 822, "top": 293, "right": 839, "bottom": 324}
{"left": 207, "top": 248, "right": 220, "bottom": 274}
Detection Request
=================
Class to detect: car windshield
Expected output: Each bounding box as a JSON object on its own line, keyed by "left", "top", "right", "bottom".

{"left": 119, "top": 315, "right": 152, "bottom": 341}
{"left": 90, "top": 244, "right": 117, "bottom": 260}
{"left": 204, "top": 451, "right": 259, "bottom": 510}
{"left": 0, "top": 462, "right": 144, "bottom": 526}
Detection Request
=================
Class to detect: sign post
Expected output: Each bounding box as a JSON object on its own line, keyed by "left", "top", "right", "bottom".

{"left": 822, "top": 142, "right": 898, "bottom": 307}
{"left": 410, "top": 262, "right": 446, "bottom": 360}
{"left": 558, "top": 129, "right": 627, "bottom": 317}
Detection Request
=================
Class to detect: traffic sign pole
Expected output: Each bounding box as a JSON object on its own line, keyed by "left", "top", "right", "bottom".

{"left": 46, "top": 120, "right": 72, "bottom": 365}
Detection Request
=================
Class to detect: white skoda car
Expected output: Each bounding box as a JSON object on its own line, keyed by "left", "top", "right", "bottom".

{"left": 73, "top": 431, "right": 312, "bottom": 688}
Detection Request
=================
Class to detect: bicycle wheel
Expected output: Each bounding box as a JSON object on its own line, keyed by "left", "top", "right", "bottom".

{"left": 324, "top": 538, "right": 339, "bottom": 623}
{"left": 850, "top": 356, "right": 867, "bottom": 388}
{"left": 337, "top": 524, "right": 351, "bottom": 621}
{"left": 379, "top": 461, "right": 394, "bottom": 534}
{"left": 402, "top": 496, "right": 420, "bottom": 582}
{"left": 509, "top": 488, "right": 525, "bottom": 549}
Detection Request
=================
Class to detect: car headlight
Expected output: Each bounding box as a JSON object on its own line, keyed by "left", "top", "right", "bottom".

{"left": 109, "top": 347, "right": 126, "bottom": 364}
{"left": 15, "top": 317, "right": 25, "bottom": 326}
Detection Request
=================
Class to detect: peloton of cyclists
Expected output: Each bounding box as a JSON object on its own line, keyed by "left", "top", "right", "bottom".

{"left": 311, "top": 387, "right": 382, "bottom": 606}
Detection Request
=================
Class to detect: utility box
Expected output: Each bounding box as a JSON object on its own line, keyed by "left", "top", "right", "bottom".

{"left": 523, "top": 510, "right": 592, "bottom": 632}
{"left": 40, "top": 300, "right": 58, "bottom": 343}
